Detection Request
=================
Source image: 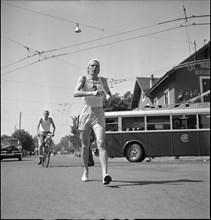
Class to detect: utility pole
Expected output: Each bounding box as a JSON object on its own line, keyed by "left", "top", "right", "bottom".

{"left": 193, "top": 40, "right": 197, "bottom": 61}
{"left": 183, "top": 4, "right": 192, "bottom": 55}
{"left": 194, "top": 40, "right": 197, "bottom": 53}
{"left": 19, "top": 112, "right": 22, "bottom": 130}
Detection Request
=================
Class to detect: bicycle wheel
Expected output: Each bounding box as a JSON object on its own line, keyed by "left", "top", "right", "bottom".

{"left": 41, "top": 145, "right": 45, "bottom": 167}
{"left": 45, "top": 147, "right": 51, "bottom": 168}
{"left": 41, "top": 156, "right": 45, "bottom": 167}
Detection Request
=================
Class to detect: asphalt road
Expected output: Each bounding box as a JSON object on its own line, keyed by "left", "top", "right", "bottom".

{"left": 1, "top": 155, "right": 210, "bottom": 219}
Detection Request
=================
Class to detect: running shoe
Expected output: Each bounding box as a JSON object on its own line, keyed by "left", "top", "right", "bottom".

{"left": 81, "top": 173, "right": 89, "bottom": 182}
{"left": 103, "top": 174, "right": 112, "bottom": 185}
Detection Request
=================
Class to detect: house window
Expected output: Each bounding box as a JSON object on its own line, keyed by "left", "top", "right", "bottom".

{"left": 200, "top": 76, "right": 210, "bottom": 102}
{"left": 164, "top": 89, "right": 170, "bottom": 104}
{"left": 154, "top": 98, "right": 158, "bottom": 105}
{"left": 141, "top": 90, "right": 145, "bottom": 101}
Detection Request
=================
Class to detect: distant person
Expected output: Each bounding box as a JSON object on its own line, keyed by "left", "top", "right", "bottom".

{"left": 34, "top": 147, "right": 38, "bottom": 156}
{"left": 74, "top": 59, "right": 112, "bottom": 185}
{"left": 37, "top": 110, "right": 56, "bottom": 165}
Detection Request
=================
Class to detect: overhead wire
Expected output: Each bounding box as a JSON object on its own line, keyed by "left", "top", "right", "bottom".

{"left": 1, "top": 1, "right": 209, "bottom": 67}
{"left": 158, "top": 14, "right": 209, "bottom": 25}
{"left": 1, "top": 1, "right": 105, "bottom": 32}
{"left": 1, "top": 35, "right": 44, "bottom": 69}
{"left": 2, "top": 22, "right": 209, "bottom": 76}
{"left": 1, "top": 2, "right": 209, "bottom": 88}
{"left": 1, "top": 10, "right": 209, "bottom": 70}
{"left": 17, "top": 15, "right": 210, "bottom": 55}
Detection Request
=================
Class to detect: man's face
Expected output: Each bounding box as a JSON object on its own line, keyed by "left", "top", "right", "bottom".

{"left": 88, "top": 60, "right": 100, "bottom": 78}
{"left": 43, "top": 111, "right": 49, "bottom": 118}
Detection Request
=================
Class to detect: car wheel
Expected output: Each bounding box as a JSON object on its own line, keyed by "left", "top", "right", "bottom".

{"left": 18, "top": 156, "right": 22, "bottom": 161}
{"left": 125, "top": 143, "right": 145, "bottom": 162}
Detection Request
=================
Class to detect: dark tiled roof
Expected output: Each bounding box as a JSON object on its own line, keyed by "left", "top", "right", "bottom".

{"left": 136, "top": 77, "right": 160, "bottom": 91}
{"left": 131, "top": 76, "right": 160, "bottom": 108}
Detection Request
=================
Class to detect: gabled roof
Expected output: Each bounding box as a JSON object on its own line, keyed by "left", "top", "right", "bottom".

{"left": 131, "top": 76, "right": 160, "bottom": 108}
{"left": 136, "top": 77, "right": 160, "bottom": 91}
{"left": 145, "top": 41, "right": 210, "bottom": 96}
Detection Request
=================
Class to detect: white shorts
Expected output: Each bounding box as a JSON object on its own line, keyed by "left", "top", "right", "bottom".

{"left": 78, "top": 106, "right": 105, "bottom": 131}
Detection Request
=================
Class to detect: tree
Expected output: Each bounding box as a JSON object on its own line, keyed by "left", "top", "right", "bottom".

{"left": 122, "top": 91, "right": 133, "bottom": 110}
{"left": 33, "top": 135, "right": 38, "bottom": 146}
{"left": 104, "top": 91, "right": 133, "bottom": 112}
{"left": 12, "top": 129, "right": 34, "bottom": 152}
{"left": 69, "top": 116, "right": 81, "bottom": 153}
{"left": 55, "top": 135, "right": 73, "bottom": 154}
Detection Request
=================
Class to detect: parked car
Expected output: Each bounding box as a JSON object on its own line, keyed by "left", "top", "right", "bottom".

{"left": 1, "top": 138, "right": 22, "bottom": 161}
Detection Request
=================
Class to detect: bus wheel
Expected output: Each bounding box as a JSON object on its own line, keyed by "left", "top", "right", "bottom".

{"left": 125, "top": 143, "right": 145, "bottom": 162}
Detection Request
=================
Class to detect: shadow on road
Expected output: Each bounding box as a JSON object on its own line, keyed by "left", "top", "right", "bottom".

{"left": 49, "top": 164, "right": 82, "bottom": 168}
{"left": 106, "top": 179, "right": 203, "bottom": 188}
{"left": 1, "top": 159, "right": 32, "bottom": 162}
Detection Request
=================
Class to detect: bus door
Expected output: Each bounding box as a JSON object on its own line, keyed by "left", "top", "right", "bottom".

{"left": 146, "top": 115, "right": 172, "bottom": 157}
{"left": 198, "top": 114, "right": 210, "bottom": 156}
{"left": 172, "top": 115, "right": 199, "bottom": 156}
{"left": 121, "top": 116, "right": 146, "bottom": 154}
{"left": 105, "top": 117, "right": 122, "bottom": 157}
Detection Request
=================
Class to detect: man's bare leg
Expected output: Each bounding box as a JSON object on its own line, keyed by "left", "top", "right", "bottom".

{"left": 80, "top": 129, "right": 91, "bottom": 181}
{"left": 94, "top": 126, "right": 112, "bottom": 184}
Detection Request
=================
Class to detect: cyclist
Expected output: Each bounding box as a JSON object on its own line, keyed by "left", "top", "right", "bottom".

{"left": 37, "top": 110, "right": 56, "bottom": 165}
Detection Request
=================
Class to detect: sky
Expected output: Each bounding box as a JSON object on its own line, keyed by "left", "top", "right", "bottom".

{"left": 1, "top": 0, "right": 210, "bottom": 144}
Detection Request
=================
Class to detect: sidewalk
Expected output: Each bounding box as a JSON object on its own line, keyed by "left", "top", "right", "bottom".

{"left": 144, "top": 156, "right": 210, "bottom": 162}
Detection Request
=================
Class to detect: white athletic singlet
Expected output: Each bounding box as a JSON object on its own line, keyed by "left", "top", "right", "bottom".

{"left": 82, "top": 76, "right": 105, "bottom": 108}
{"left": 39, "top": 118, "right": 51, "bottom": 132}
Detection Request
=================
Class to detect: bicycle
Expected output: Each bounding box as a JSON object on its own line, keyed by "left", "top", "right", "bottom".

{"left": 40, "top": 133, "right": 54, "bottom": 168}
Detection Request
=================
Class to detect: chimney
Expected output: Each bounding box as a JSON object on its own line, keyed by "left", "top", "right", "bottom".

{"left": 149, "top": 74, "right": 154, "bottom": 88}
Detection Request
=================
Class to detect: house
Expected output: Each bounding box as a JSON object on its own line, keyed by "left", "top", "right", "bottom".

{"left": 131, "top": 75, "right": 160, "bottom": 109}
{"left": 131, "top": 41, "right": 210, "bottom": 109}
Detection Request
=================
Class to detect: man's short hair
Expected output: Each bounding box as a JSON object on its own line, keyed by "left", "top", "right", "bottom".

{"left": 44, "top": 110, "right": 49, "bottom": 114}
{"left": 87, "top": 59, "right": 100, "bottom": 68}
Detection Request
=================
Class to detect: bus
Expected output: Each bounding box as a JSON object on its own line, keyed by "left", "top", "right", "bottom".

{"left": 105, "top": 102, "right": 210, "bottom": 162}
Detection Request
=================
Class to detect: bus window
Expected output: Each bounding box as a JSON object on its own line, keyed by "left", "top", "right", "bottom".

{"left": 172, "top": 115, "right": 197, "bottom": 129}
{"left": 122, "top": 117, "right": 145, "bottom": 131}
{"left": 173, "top": 119, "right": 181, "bottom": 129}
{"left": 105, "top": 118, "right": 118, "bottom": 131}
{"left": 199, "top": 114, "right": 210, "bottom": 128}
{"left": 147, "top": 116, "right": 170, "bottom": 130}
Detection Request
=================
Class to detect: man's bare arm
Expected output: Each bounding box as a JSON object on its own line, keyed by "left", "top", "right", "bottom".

{"left": 37, "top": 119, "right": 42, "bottom": 134}
{"left": 50, "top": 118, "right": 56, "bottom": 134}
{"left": 101, "top": 77, "right": 112, "bottom": 98}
